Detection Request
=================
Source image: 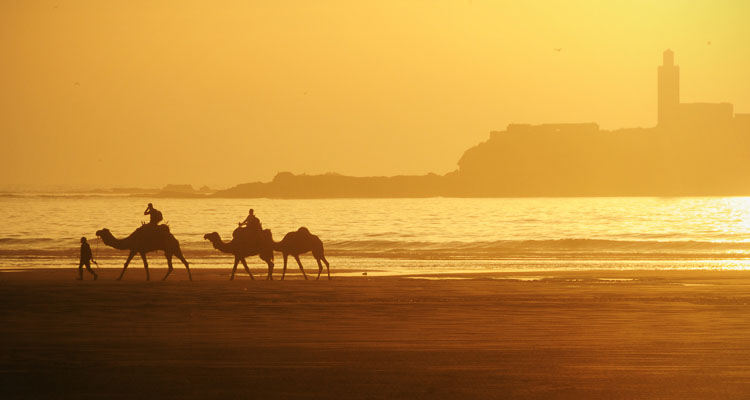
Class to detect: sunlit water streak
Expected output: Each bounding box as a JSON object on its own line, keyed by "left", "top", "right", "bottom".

{"left": 1, "top": 195, "right": 750, "bottom": 271}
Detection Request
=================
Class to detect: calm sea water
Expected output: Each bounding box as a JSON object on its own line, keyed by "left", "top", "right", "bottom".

{"left": 2, "top": 195, "right": 750, "bottom": 272}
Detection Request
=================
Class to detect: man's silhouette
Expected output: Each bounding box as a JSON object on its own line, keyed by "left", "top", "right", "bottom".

{"left": 239, "top": 208, "right": 262, "bottom": 232}
{"left": 78, "top": 237, "right": 98, "bottom": 280}
{"left": 144, "top": 203, "right": 163, "bottom": 225}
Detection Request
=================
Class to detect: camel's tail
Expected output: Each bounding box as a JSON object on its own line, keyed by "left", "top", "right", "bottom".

{"left": 312, "top": 236, "right": 326, "bottom": 259}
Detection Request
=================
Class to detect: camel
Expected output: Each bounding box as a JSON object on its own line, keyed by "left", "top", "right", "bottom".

{"left": 96, "top": 225, "right": 192, "bottom": 281}
{"left": 203, "top": 227, "right": 275, "bottom": 280}
{"left": 272, "top": 227, "right": 330, "bottom": 280}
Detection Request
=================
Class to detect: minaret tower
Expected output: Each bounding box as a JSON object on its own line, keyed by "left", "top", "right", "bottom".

{"left": 657, "top": 49, "right": 680, "bottom": 127}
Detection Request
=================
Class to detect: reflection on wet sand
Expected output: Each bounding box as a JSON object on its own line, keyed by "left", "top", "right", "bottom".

{"left": 2, "top": 269, "right": 749, "bottom": 399}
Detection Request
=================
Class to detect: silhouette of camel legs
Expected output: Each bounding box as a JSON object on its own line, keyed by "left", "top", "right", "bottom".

{"left": 117, "top": 251, "right": 137, "bottom": 281}
{"left": 164, "top": 254, "right": 174, "bottom": 281}
{"left": 265, "top": 260, "right": 274, "bottom": 280}
{"left": 230, "top": 257, "right": 239, "bottom": 280}
{"left": 240, "top": 258, "right": 254, "bottom": 280}
{"left": 229, "top": 257, "right": 256, "bottom": 280}
{"left": 165, "top": 251, "right": 191, "bottom": 281}
{"left": 140, "top": 252, "right": 150, "bottom": 281}
{"left": 281, "top": 254, "right": 309, "bottom": 280}
{"left": 281, "top": 254, "right": 288, "bottom": 280}
{"left": 116, "top": 251, "right": 191, "bottom": 281}
{"left": 176, "top": 251, "right": 192, "bottom": 281}
{"left": 294, "top": 255, "right": 308, "bottom": 280}
{"left": 116, "top": 251, "right": 152, "bottom": 281}
{"left": 315, "top": 256, "right": 330, "bottom": 280}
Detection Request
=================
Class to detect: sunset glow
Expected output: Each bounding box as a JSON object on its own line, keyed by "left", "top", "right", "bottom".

{"left": 2, "top": 1, "right": 749, "bottom": 187}
{"left": 2, "top": 2, "right": 750, "bottom": 399}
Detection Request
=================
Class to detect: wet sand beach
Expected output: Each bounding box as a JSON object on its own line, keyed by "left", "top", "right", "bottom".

{"left": 2, "top": 268, "right": 750, "bottom": 399}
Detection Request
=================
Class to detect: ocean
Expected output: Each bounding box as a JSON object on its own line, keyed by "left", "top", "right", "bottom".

{"left": 2, "top": 195, "right": 750, "bottom": 273}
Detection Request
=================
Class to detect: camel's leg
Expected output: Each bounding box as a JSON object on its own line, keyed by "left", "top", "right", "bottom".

{"left": 294, "top": 255, "right": 308, "bottom": 280}
{"left": 281, "top": 254, "right": 289, "bottom": 280}
{"left": 315, "top": 258, "right": 324, "bottom": 280}
{"left": 313, "top": 249, "right": 327, "bottom": 280}
{"left": 322, "top": 256, "right": 331, "bottom": 280}
{"left": 117, "top": 251, "right": 137, "bottom": 281}
{"left": 140, "top": 252, "right": 150, "bottom": 281}
{"left": 240, "top": 258, "right": 254, "bottom": 280}
{"left": 163, "top": 253, "right": 174, "bottom": 281}
{"left": 265, "top": 259, "right": 274, "bottom": 280}
{"left": 174, "top": 250, "right": 191, "bottom": 281}
{"left": 230, "top": 257, "right": 240, "bottom": 280}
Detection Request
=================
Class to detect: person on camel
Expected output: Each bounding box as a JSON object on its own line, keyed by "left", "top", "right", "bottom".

{"left": 239, "top": 208, "right": 262, "bottom": 232}
{"left": 144, "top": 203, "right": 163, "bottom": 225}
{"left": 77, "top": 237, "right": 98, "bottom": 280}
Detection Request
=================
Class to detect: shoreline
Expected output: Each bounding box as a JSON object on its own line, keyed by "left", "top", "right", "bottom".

{"left": 2, "top": 268, "right": 750, "bottom": 398}
{"left": 3, "top": 262, "right": 750, "bottom": 277}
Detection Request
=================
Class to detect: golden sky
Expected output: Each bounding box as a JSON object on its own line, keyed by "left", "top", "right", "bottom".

{"left": 1, "top": 0, "right": 748, "bottom": 187}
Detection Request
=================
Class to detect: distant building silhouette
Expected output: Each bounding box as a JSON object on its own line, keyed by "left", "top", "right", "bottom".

{"left": 675, "top": 102, "right": 734, "bottom": 135}
{"left": 211, "top": 49, "right": 750, "bottom": 198}
{"left": 735, "top": 113, "right": 750, "bottom": 133}
{"left": 657, "top": 49, "right": 680, "bottom": 128}
{"left": 658, "top": 49, "right": 742, "bottom": 134}
{"left": 489, "top": 50, "right": 742, "bottom": 139}
{"left": 452, "top": 49, "right": 750, "bottom": 196}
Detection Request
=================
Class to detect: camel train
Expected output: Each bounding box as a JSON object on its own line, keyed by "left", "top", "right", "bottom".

{"left": 96, "top": 205, "right": 330, "bottom": 281}
{"left": 204, "top": 226, "right": 330, "bottom": 281}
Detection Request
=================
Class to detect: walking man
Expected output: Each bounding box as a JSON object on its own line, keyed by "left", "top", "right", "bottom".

{"left": 78, "top": 237, "right": 98, "bottom": 280}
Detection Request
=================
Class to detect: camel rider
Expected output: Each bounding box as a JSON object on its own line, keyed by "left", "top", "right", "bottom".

{"left": 144, "top": 203, "right": 163, "bottom": 225}
{"left": 239, "top": 208, "right": 262, "bottom": 232}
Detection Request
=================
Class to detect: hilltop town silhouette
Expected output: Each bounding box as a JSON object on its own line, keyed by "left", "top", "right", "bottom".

{"left": 167, "top": 51, "right": 749, "bottom": 198}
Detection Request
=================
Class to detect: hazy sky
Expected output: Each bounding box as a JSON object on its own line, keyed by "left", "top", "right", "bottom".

{"left": 1, "top": 0, "right": 748, "bottom": 187}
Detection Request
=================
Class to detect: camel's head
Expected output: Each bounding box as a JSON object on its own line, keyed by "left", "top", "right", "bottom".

{"left": 95, "top": 228, "right": 110, "bottom": 238}
{"left": 203, "top": 232, "right": 219, "bottom": 242}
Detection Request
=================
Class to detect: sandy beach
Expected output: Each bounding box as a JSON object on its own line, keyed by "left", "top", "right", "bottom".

{"left": 1, "top": 268, "right": 749, "bottom": 399}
